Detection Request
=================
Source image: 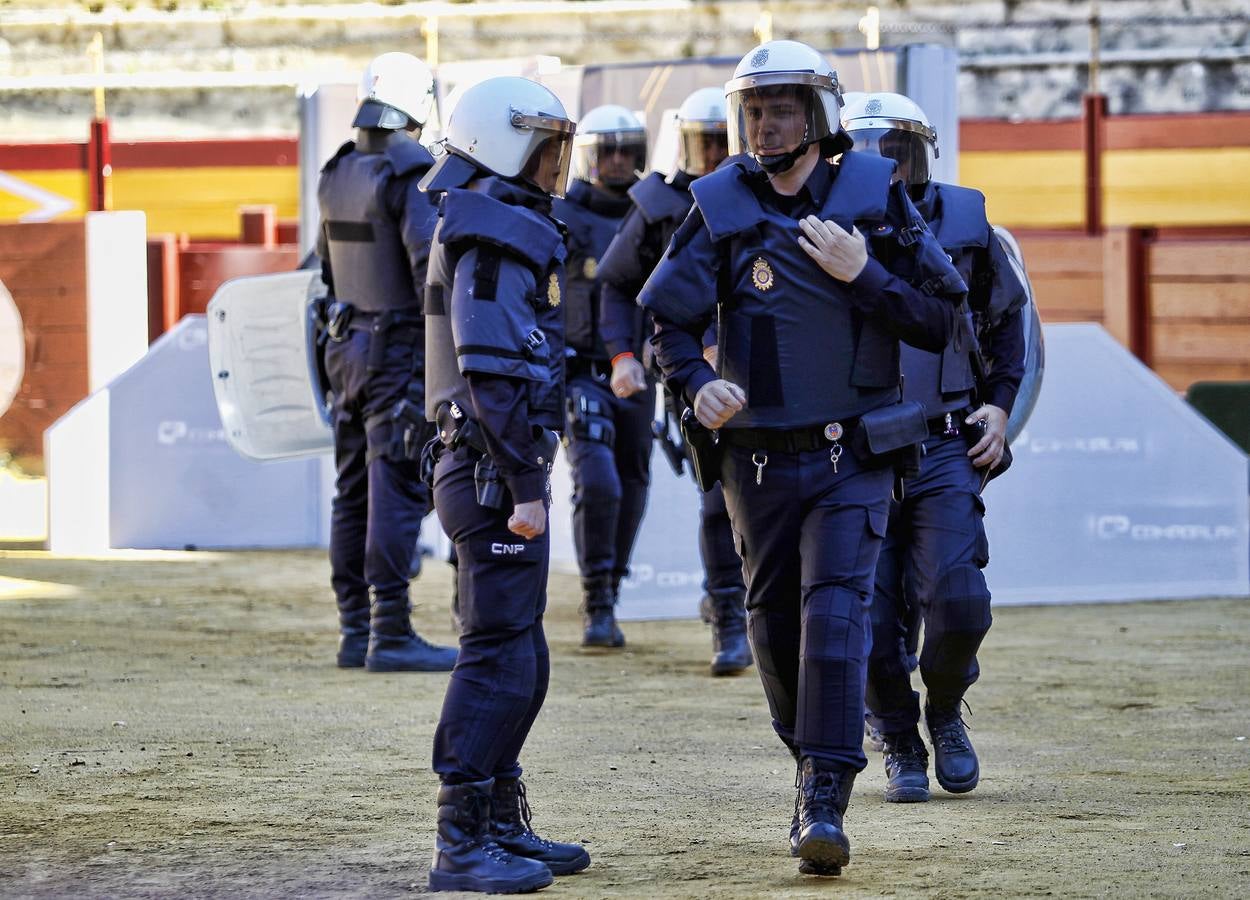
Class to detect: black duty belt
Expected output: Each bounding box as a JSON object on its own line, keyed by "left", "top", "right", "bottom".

{"left": 926, "top": 408, "right": 974, "bottom": 439}
{"left": 566, "top": 355, "right": 611, "bottom": 380}
{"left": 719, "top": 418, "right": 861, "bottom": 453}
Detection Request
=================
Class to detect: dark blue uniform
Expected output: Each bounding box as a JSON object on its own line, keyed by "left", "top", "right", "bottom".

{"left": 599, "top": 171, "right": 748, "bottom": 667}
{"left": 641, "top": 153, "right": 965, "bottom": 772}
{"left": 421, "top": 160, "right": 567, "bottom": 785}
{"left": 316, "top": 131, "right": 454, "bottom": 671}
{"left": 552, "top": 179, "right": 653, "bottom": 629}
{"left": 864, "top": 182, "right": 1026, "bottom": 766}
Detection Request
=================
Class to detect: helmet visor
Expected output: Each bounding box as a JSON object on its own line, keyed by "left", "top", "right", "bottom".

{"left": 573, "top": 130, "right": 647, "bottom": 189}
{"left": 848, "top": 127, "right": 934, "bottom": 186}
{"left": 520, "top": 131, "right": 575, "bottom": 198}
{"left": 726, "top": 75, "right": 832, "bottom": 159}
{"left": 677, "top": 122, "right": 729, "bottom": 177}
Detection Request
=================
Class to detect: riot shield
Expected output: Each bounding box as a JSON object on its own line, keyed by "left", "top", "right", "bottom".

{"left": 206, "top": 269, "right": 333, "bottom": 461}
{"left": 993, "top": 225, "right": 1044, "bottom": 443}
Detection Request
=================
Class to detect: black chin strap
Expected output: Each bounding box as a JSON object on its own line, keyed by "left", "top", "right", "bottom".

{"left": 756, "top": 140, "right": 812, "bottom": 175}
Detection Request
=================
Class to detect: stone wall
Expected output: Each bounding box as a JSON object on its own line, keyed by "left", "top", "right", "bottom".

{"left": 0, "top": 0, "right": 1247, "bottom": 138}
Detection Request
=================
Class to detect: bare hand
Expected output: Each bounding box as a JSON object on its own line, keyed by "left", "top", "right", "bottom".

{"left": 610, "top": 356, "right": 647, "bottom": 399}
{"left": 966, "top": 404, "right": 1008, "bottom": 469}
{"left": 702, "top": 344, "right": 719, "bottom": 369}
{"left": 797, "top": 216, "right": 868, "bottom": 283}
{"left": 693, "top": 379, "right": 746, "bottom": 429}
{"left": 508, "top": 499, "right": 546, "bottom": 539}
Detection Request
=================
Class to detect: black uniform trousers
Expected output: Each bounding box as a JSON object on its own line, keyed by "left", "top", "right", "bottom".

{"left": 325, "top": 328, "right": 429, "bottom": 620}
{"left": 564, "top": 371, "right": 655, "bottom": 589}
{"left": 720, "top": 439, "right": 892, "bottom": 772}
{"left": 431, "top": 449, "right": 550, "bottom": 783}
{"left": 698, "top": 481, "right": 746, "bottom": 596}
{"left": 864, "top": 431, "right": 993, "bottom": 736}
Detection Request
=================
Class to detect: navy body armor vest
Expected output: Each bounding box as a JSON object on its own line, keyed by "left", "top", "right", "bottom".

{"left": 318, "top": 136, "right": 434, "bottom": 314}
{"left": 553, "top": 179, "right": 632, "bottom": 359}
{"left": 692, "top": 152, "right": 903, "bottom": 428}
{"left": 423, "top": 171, "right": 567, "bottom": 433}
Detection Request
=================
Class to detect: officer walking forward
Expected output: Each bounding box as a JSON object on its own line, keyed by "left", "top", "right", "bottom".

{"left": 842, "top": 92, "right": 1027, "bottom": 803}
{"left": 553, "top": 106, "right": 654, "bottom": 648}
{"left": 597, "top": 87, "right": 752, "bottom": 675}
{"left": 639, "top": 42, "right": 965, "bottom": 876}
{"left": 419, "top": 77, "right": 591, "bottom": 893}
{"left": 315, "top": 53, "right": 457, "bottom": 673}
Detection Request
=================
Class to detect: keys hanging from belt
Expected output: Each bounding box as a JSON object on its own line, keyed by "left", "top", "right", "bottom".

{"left": 753, "top": 451, "right": 768, "bottom": 486}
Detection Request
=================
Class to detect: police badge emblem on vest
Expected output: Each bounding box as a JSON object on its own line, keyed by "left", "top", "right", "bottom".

{"left": 547, "top": 273, "right": 562, "bottom": 307}
{"left": 751, "top": 257, "right": 775, "bottom": 292}
{"left": 582, "top": 257, "right": 598, "bottom": 280}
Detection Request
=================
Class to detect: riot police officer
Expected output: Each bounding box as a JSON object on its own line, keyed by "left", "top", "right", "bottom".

{"left": 842, "top": 92, "right": 1027, "bottom": 803}
{"left": 315, "top": 52, "right": 457, "bottom": 673}
{"left": 639, "top": 41, "right": 965, "bottom": 877}
{"left": 552, "top": 105, "right": 653, "bottom": 648}
{"left": 419, "top": 76, "right": 590, "bottom": 893}
{"left": 596, "top": 87, "right": 751, "bottom": 676}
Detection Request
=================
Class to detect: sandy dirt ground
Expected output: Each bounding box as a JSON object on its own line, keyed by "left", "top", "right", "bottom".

{"left": 0, "top": 548, "right": 1247, "bottom": 898}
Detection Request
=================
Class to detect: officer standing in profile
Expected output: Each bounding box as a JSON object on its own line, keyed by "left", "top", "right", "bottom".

{"left": 315, "top": 52, "right": 457, "bottom": 673}
{"left": 549, "top": 105, "right": 654, "bottom": 649}
{"left": 640, "top": 41, "right": 965, "bottom": 877}
{"left": 841, "top": 92, "right": 1027, "bottom": 803}
{"left": 419, "top": 76, "right": 590, "bottom": 893}
{"left": 596, "top": 87, "right": 751, "bottom": 676}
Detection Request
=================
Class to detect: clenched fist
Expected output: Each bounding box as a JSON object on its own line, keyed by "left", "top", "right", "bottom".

{"left": 508, "top": 499, "right": 546, "bottom": 539}
{"left": 610, "top": 356, "right": 647, "bottom": 399}
{"left": 693, "top": 379, "right": 746, "bottom": 429}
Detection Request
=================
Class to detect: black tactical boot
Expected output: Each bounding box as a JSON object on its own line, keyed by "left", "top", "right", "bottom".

{"left": 926, "top": 699, "right": 979, "bottom": 793}
{"left": 365, "top": 595, "right": 457, "bottom": 672}
{"left": 429, "top": 779, "right": 554, "bottom": 894}
{"left": 706, "top": 589, "right": 752, "bottom": 676}
{"left": 580, "top": 580, "right": 624, "bottom": 649}
{"left": 336, "top": 598, "right": 370, "bottom": 669}
{"left": 794, "top": 757, "right": 855, "bottom": 877}
{"left": 881, "top": 727, "right": 931, "bottom": 803}
{"left": 491, "top": 777, "right": 590, "bottom": 876}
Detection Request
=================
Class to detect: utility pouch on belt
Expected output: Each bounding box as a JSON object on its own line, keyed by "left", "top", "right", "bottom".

{"left": 851, "top": 401, "right": 928, "bottom": 479}
{"left": 680, "top": 407, "right": 722, "bottom": 492}
{"left": 387, "top": 397, "right": 432, "bottom": 463}
{"left": 474, "top": 457, "right": 506, "bottom": 510}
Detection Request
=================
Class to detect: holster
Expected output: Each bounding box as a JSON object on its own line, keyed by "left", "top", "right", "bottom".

{"left": 851, "top": 401, "right": 928, "bottom": 480}
{"left": 680, "top": 407, "right": 722, "bottom": 492}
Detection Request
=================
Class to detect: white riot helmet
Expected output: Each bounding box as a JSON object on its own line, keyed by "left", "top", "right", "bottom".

{"left": 442, "top": 76, "right": 577, "bottom": 198}
{"left": 572, "top": 104, "right": 647, "bottom": 190}
{"left": 675, "top": 87, "right": 729, "bottom": 177}
{"left": 841, "top": 92, "right": 939, "bottom": 187}
{"left": 724, "top": 40, "right": 851, "bottom": 174}
{"left": 353, "top": 52, "right": 436, "bottom": 131}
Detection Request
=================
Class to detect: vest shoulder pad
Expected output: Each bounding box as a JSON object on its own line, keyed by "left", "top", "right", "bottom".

{"left": 385, "top": 139, "right": 435, "bottom": 178}
{"left": 628, "top": 172, "right": 692, "bottom": 226}
{"left": 823, "top": 152, "right": 893, "bottom": 227}
{"left": 439, "top": 189, "right": 566, "bottom": 273}
{"left": 321, "top": 140, "right": 355, "bottom": 173}
{"left": 689, "top": 162, "right": 767, "bottom": 243}
{"left": 418, "top": 152, "right": 481, "bottom": 195}
{"left": 932, "top": 182, "right": 990, "bottom": 249}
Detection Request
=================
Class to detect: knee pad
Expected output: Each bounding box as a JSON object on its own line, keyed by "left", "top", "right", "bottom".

{"left": 803, "top": 586, "right": 872, "bottom": 664}
{"left": 930, "top": 564, "right": 992, "bottom": 636}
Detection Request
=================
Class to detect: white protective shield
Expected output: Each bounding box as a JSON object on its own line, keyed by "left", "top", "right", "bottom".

{"left": 206, "top": 269, "right": 333, "bottom": 461}
{"left": 994, "top": 226, "right": 1045, "bottom": 443}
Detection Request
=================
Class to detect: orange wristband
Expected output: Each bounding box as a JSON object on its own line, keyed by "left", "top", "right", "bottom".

{"left": 610, "top": 352, "right": 635, "bottom": 367}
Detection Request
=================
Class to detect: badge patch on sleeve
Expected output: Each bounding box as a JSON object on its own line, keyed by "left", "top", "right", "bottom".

{"left": 547, "top": 273, "right": 562, "bottom": 307}
{"left": 751, "top": 257, "right": 775, "bottom": 292}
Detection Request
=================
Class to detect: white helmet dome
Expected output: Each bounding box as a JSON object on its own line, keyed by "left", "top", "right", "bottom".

{"left": 443, "top": 76, "right": 577, "bottom": 197}
{"left": 841, "top": 91, "right": 939, "bottom": 186}
{"left": 353, "top": 52, "right": 435, "bottom": 130}
{"left": 675, "top": 87, "right": 729, "bottom": 177}
{"left": 572, "top": 104, "right": 647, "bottom": 189}
{"left": 724, "top": 40, "right": 850, "bottom": 171}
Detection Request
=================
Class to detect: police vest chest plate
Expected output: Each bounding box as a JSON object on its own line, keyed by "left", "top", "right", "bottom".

{"left": 424, "top": 178, "right": 567, "bottom": 432}
{"left": 553, "top": 181, "right": 631, "bottom": 358}
{"left": 692, "top": 153, "right": 902, "bottom": 427}
{"left": 318, "top": 140, "right": 435, "bottom": 314}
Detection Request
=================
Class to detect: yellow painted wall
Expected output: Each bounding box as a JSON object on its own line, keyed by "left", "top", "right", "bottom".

{"left": 111, "top": 167, "right": 300, "bottom": 238}
{"left": 0, "top": 171, "right": 87, "bottom": 221}
{"left": 959, "top": 151, "right": 1085, "bottom": 229}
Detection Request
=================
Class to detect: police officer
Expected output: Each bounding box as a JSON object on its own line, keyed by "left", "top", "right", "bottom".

{"left": 316, "top": 52, "right": 457, "bottom": 673}
{"left": 842, "top": 92, "right": 1027, "bottom": 803}
{"left": 419, "top": 76, "right": 590, "bottom": 893}
{"left": 639, "top": 41, "right": 965, "bottom": 877}
{"left": 597, "top": 87, "right": 751, "bottom": 676}
{"left": 552, "top": 105, "right": 653, "bottom": 648}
